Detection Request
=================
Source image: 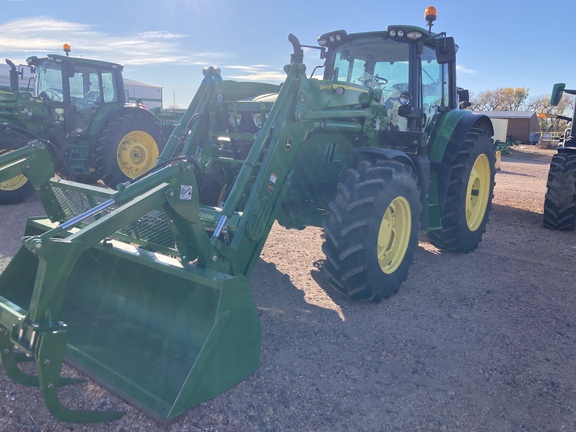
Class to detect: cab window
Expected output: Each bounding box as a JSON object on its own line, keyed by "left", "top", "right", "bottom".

{"left": 329, "top": 37, "right": 411, "bottom": 131}
{"left": 421, "top": 45, "right": 448, "bottom": 120}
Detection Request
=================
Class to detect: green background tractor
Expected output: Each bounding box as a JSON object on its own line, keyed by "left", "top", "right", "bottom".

{"left": 0, "top": 45, "right": 164, "bottom": 204}
{"left": 543, "top": 83, "right": 576, "bottom": 230}
{"left": 0, "top": 8, "right": 496, "bottom": 423}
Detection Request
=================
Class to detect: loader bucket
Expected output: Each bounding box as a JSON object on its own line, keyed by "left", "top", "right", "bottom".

{"left": 0, "top": 218, "right": 261, "bottom": 422}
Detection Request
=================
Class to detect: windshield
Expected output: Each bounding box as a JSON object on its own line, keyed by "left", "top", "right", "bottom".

{"left": 327, "top": 36, "right": 409, "bottom": 94}
{"left": 35, "top": 59, "right": 119, "bottom": 103}
{"left": 35, "top": 61, "right": 64, "bottom": 100}
{"left": 326, "top": 36, "right": 411, "bottom": 131}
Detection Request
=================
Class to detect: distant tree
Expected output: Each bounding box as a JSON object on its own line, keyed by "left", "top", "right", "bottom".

{"left": 525, "top": 94, "right": 549, "bottom": 112}
{"left": 531, "top": 93, "right": 575, "bottom": 132}
{"left": 470, "top": 87, "right": 575, "bottom": 133}
{"left": 470, "top": 87, "right": 530, "bottom": 111}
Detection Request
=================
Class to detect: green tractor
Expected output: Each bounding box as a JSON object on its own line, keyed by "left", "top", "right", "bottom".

{"left": 543, "top": 83, "right": 576, "bottom": 230}
{"left": 0, "top": 7, "right": 495, "bottom": 423}
{"left": 0, "top": 44, "right": 164, "bottom": 204}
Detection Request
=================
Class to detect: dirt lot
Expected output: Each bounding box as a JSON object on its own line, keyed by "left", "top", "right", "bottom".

{"left": 0, "top": 146, "right": 575, "bottom": 432}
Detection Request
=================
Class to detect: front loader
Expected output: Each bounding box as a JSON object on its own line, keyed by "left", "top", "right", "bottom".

{"left": 543, "top": 83, "right": 576, "bottom": 230}
{"left": 0, "top": 6, "right": 495, "bottom": 423}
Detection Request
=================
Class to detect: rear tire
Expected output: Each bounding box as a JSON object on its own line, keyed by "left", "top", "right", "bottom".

{"left": 322, "top": 159, "right": 422, "bottom": 302}
{"left": 94, "top": 112, "right": 164, "bottom": 188}
{"left": 428, "top": 128, "right": 495, "bottom": 253}
{"left": 543, "top": 152, "right": 576, "bottom": 230}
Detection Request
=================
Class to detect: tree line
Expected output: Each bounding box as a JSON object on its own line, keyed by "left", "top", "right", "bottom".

{"left": 470, "top": 87, "right": 574, "bottom": 132}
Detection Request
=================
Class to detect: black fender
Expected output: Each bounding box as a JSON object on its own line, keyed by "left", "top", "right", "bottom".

{"left": 429, "top": 111, "right": 493, "bottom": 220}
{"left": 440, "top": 112, "right": 493, "bottom": 165}
{"left": 351, "top": 147, "right": 430, "bottom": 227}
{"left": 101, "top": 105, "right": 161, "bottom": 132}
{"left": 88, "top": 105, "right": 161, "bottom": 141}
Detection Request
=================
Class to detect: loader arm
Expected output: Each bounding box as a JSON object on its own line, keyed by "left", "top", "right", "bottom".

{"left": 204, "top": 63, "right": 311, "bottom": 276}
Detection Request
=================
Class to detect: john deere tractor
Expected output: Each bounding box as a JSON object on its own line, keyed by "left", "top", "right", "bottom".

{"left": 543, "top": 83, "right": 576, "bottom": 230}
{"left": 0, "top": 7, "right": 495, "bottom": 423}
{"left": 0, "top": 44, "right": 164, "bottom": 204}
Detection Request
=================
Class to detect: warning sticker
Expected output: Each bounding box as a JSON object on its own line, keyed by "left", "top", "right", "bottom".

{"left": 267, "top": 173, "right": 277, "bottom": 194}
{"left": 180, "top": 185, "right": 193, "bottom": 200}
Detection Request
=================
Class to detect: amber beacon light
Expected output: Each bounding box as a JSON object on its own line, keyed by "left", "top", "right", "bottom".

{"left": 425, "top": 6, "right": 437, "bottom": 22}
{"left": 425, "top": 6, "right": 437, "bottom": 33}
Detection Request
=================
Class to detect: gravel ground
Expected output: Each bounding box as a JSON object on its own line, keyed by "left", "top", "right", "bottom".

{"left": 0, "top": 146, "right": 575, "bottom": 431}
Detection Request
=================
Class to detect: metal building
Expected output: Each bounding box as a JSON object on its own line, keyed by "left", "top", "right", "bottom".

{"left": 477, "top": 110, "right": 540, "bottom": 144}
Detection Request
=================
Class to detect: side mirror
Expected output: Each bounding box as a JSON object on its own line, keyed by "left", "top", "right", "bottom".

{"left": 550, "top": 83, "right": 565, "bottom": 106}
{"left": 63, "top": 61, "right": 75, "bottom": 78}
{"left": 436, "top": 36, "right": 456, "bottom": 64}
{"left": 457, "top": 88, "right": 471, "bottom": 109}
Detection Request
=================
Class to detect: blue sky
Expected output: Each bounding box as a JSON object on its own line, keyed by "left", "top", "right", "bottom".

{"left": 1, "top": 0, "right": 574, "bottom": 108}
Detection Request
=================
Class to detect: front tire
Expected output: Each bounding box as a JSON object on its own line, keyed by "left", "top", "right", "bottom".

{"left": 543, "top": 152, "right": 576, "bottom": 230}
{"left": 428, "top": 128, "right": 495, "bottom": 252}
{"left": 94, "top": 112, "right": 164, "bottom": 188}
{"left": 322, "top": 160, "right": 422, "bottom": 302}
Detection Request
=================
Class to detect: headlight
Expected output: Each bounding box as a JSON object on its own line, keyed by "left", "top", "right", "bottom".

{"left": 229, "top": 113, "right": 241, "bottom": 127}
{"left": 252, "top": 113, "right": 263, "bottom": 128}
{"left": 399, "top": 92, "right": 412, "bottom": 106}
{"left": 407, "top": 31, "right": 422, "bottom": 40}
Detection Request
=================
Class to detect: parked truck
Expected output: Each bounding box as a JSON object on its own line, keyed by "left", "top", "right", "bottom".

{"left": 0, "top": 7, "right": 495, "bottom": 423}
{"left": 543, "top": 83, "right": 576, "bottom": 230}
{"left": 0, "top": 44, "right": 164, "bottom": 204}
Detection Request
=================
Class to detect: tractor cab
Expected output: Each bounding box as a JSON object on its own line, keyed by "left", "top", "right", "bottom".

{"left": 319, "top": 27, "right": 456, "bottom": 138}
{"left": 26, "top": 44, "right": 126, "bottom": 135}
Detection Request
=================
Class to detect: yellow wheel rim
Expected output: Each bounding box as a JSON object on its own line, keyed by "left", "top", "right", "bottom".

{"left": 377, "top": 196, "right": 411, "bottom": 274}
{"left": 0, "top": 173, "right": 28, "bottom": 191}
{"left": 0, "top": 150, "right": 29, "bottom": 191}
{"left": 466, "top": 153, "right": 491, "bottom": 231}
{"left": 116, "top": 131, "right": 159, "bottom": 179}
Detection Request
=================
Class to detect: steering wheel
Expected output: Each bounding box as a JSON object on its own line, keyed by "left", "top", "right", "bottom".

{"left": 368, "top": 75, "right": 388, "bottom": 85}
{"left": 84, "top": 91, "right": 101, "bottom": 103}
{"left": 359, "top": 75, "right": 389, "bottom": 88}
{"left": 46, "top": 88, "right": 63, "bottom": 101}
